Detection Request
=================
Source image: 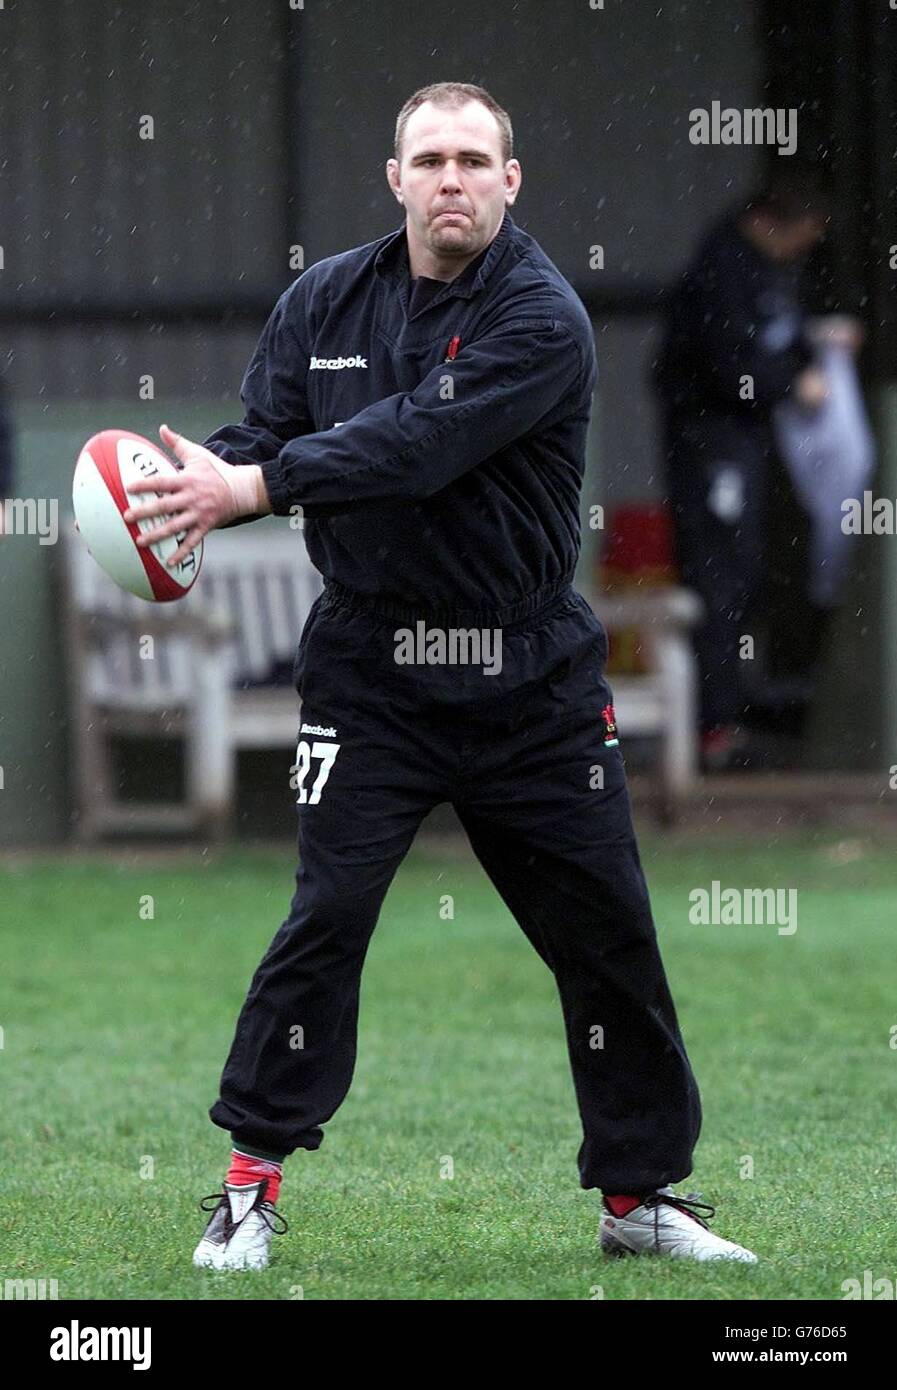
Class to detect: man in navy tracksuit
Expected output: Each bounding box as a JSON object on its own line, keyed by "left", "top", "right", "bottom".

{"left": 125, "top": 82, "right": 755, "bottom": 1269}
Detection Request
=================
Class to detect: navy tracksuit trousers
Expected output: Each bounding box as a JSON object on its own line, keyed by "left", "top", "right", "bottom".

{"left": 210, "top": 578, "right": 702, "bottom": 1192}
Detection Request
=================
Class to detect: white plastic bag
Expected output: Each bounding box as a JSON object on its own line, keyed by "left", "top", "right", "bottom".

{"left": 773, "top": 343, "right": 875, "bottom": 606}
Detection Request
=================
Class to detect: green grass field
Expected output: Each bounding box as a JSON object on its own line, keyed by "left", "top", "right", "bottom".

{"left": 2, "top": 833, "right": 895, "bottom": 1300}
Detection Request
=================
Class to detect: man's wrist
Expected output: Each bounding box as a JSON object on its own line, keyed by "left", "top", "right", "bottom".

{"left": 206, "top": 453, "right": 273, "bottom": 518}
{"left": 227, "top": 463, "right": 272, "bottom": 517}
{"left": 246, "top": 464, "right": 273, "bottom": 517}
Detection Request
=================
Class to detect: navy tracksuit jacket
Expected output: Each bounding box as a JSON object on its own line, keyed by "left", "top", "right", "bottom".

{"left": 203, "top": 209, "right": 701, "bottom": 1193}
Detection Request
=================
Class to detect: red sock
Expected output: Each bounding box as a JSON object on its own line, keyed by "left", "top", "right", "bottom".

{"left": 602, "top": 1193, "right": 644, "bottom": 1217}
{"left": 226, "top": 1149, "right": 283, "bottom": 1205}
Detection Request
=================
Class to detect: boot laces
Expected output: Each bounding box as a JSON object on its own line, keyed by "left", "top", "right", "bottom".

{"left": 643, "top": 1190, "right": 716, "bottom": 1250}
{"left": 257, "top": 1201, "right": 289, "bottom": 1235}
{"left": 199, "top": 1184, "right": 289, "bottom": 1238}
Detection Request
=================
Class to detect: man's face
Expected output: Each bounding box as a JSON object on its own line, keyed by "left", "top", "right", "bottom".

{"left": 776, "top": 214, "right": 827, "bottom": 262}
{"left": 756, "top": 211, "right": 828, "bottom": 263}
{"left": 387, "top": 100, "right": 521, "bottom": 263}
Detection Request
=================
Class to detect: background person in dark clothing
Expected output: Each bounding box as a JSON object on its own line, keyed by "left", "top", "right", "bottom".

{"left": 654, "top": 164, "right": 831, "bottom": 769}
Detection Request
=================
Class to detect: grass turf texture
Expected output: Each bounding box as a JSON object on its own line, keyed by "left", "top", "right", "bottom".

{"left": 2, "top": 834, "right": 894, "bottom": 1300}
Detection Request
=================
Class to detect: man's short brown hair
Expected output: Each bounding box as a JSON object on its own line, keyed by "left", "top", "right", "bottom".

{"left": 394, "top": 82, "right": 514, "bottom": 166}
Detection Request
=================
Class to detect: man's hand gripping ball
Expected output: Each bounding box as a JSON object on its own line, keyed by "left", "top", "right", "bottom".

{"left": 123, "top": 424, "right": 272, "bottom": 568}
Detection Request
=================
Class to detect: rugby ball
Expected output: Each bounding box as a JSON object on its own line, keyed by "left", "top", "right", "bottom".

{"left": 72, "top": 429, "right": 202, "bottom": 601}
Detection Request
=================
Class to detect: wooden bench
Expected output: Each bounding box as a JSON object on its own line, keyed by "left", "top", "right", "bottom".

{"left": 61, "top": 529, "right": 701, "bottom": 838}
{"left": 584, "top": 585, "right": 703, "bottom": 819}
{"left": 61, "top": 526, "right": 323, "bottom": 840}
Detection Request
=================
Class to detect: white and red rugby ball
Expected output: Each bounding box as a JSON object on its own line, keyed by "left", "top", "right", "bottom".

{"left": 73, "top": 429, "right": 203, "bottom": 601}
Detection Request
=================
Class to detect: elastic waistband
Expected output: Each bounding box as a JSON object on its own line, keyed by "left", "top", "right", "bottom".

{"left": 321, "top": 575, "right": 575, "bottom": 630}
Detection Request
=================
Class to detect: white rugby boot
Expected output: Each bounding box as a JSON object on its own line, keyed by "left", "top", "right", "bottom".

{"left": 192, "top": 1178, "right": 288, "bottom": 1271}
{"left": 599, "top": 1186, "right": 757, "bottom": 1262}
